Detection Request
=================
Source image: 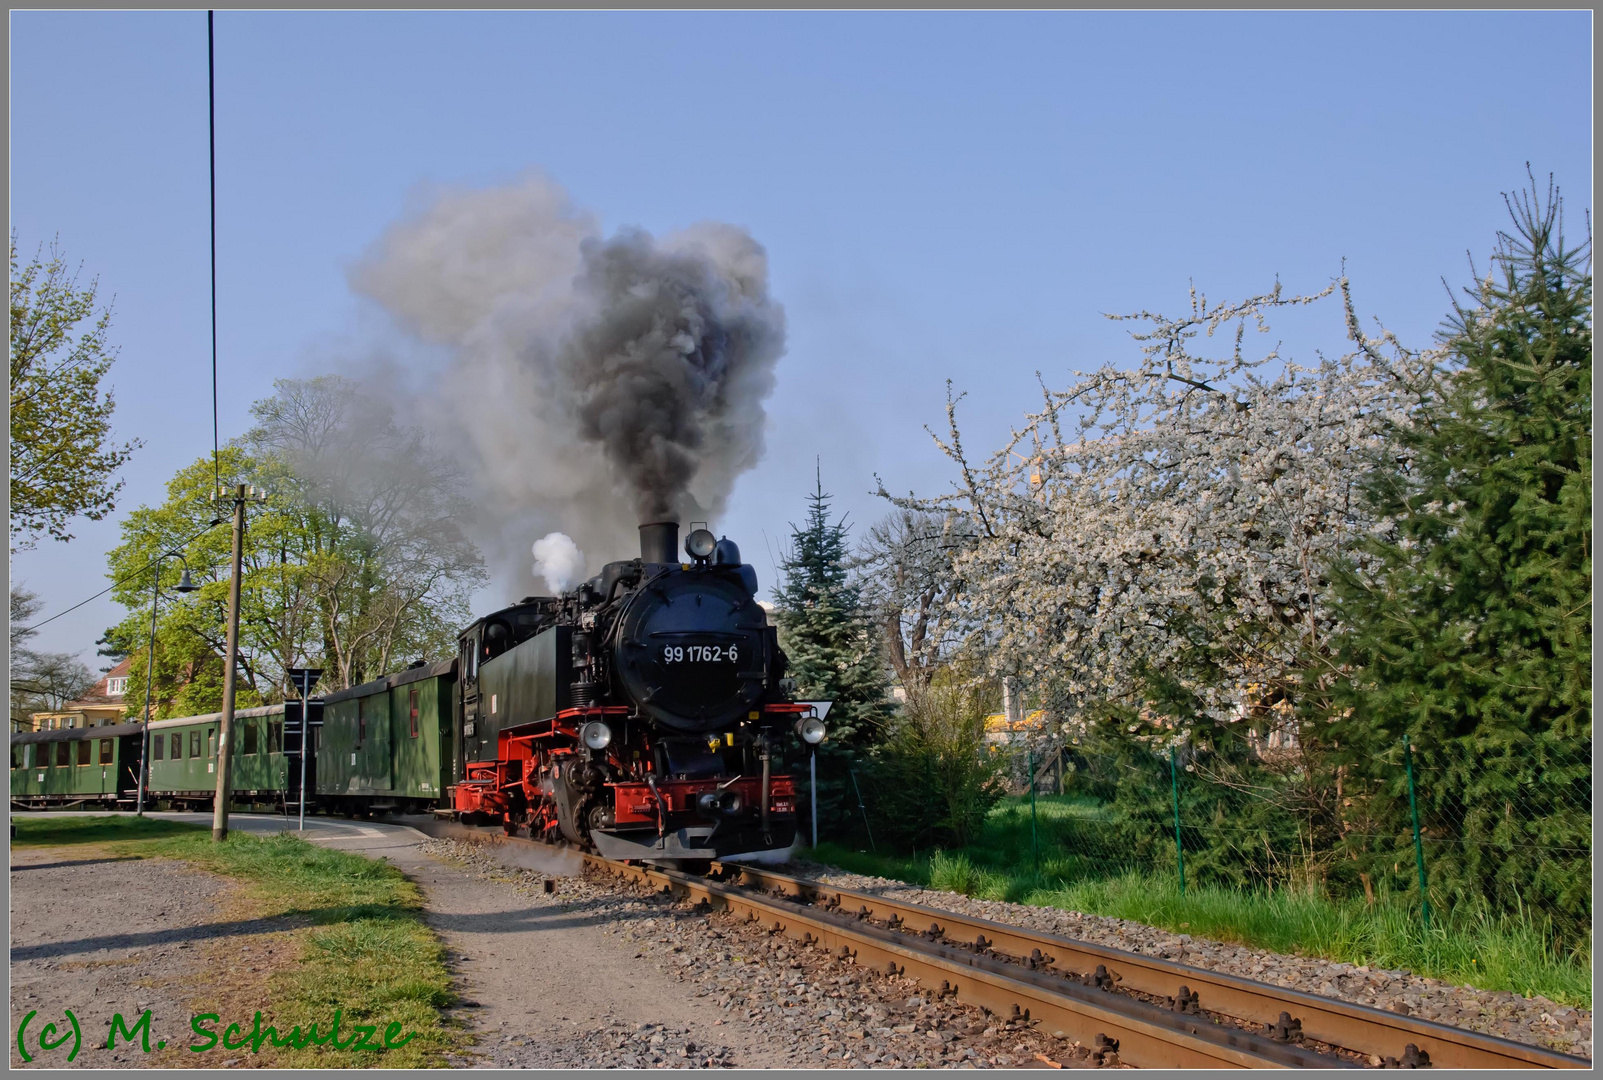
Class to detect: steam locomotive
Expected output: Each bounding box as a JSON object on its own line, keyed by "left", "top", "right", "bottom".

{"left": 9, "top": 520, "right": 824, "bottom": 866}
{"left": 452, "top": 520, "right": 824, "bottom": 861}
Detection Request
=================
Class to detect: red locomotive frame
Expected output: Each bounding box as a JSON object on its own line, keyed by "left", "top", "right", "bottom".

{"left": 450, "top": 703, "right": 812, "bottom": 846}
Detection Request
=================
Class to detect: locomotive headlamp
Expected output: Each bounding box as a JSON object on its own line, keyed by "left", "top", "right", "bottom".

{"left": 685, "top": 528, "right": 717, "bottom": 559}
{"left": 796, "top": 716, "right": 827, "bottom": 745}
{"left": 581, "top": 721, "right": 613, "bottom": 751}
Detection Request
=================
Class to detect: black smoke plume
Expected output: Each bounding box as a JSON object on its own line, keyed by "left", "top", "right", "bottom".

{"left": 348, "top": 175, "right": 786, "bottom": 596}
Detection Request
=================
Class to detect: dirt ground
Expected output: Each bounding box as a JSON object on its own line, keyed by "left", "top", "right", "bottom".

{"left": 337, "top": 825, "right": 789, "bottom": 1067}
{"left": 9, "top": 847, "right": 304, "bottom": 1069}
{"left": 8, "top": 819, "right": 791, "bottom": 1069}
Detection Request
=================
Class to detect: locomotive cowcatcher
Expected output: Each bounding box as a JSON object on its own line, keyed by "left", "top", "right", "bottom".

{"left": 450, "top": 520, "right": 825, "bottom": 863}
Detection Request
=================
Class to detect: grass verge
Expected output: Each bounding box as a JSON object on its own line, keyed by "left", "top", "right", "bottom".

{"left": 13, "top": 815, "right": 459, "bottom": 1067}
{"left": 811, "top": 812, "right": 1591, "bottom": 1009}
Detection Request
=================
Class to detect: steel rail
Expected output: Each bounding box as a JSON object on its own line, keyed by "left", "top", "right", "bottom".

{"left": 588, "top": 853, "right": 1347, "bottom": 1069}
{"left": 414, "top": 822, "right": 1589, "bottom": 1070}
{"left": 705, "top": 862, "right": 1590, "bottom": 1070}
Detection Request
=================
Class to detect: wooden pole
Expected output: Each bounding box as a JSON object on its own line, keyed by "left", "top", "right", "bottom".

{"left": 212, "top": 485, "right": 246, "bottom": 841}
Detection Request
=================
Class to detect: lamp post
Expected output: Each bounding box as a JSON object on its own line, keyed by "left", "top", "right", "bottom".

{"left": 285, "top": 667, "right": 323, "bottom": 831}
{"left": 136, "top": 553, "right": 199, "bottom": 816}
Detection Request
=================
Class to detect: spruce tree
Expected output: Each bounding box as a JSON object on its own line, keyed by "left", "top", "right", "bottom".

{"left": 774, "top": 469, "right": 891, "bottom": 842}
{"left": 1333, "top": 177, "right": 1591, "bottom": 931}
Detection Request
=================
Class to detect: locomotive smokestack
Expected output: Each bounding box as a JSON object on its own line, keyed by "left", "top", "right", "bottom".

{"left": 639, "top": 521, "right": 680, "bottom": 565}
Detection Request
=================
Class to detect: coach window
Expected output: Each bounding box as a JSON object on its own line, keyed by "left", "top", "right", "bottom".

{"left": 190, "top": 730, "right": 201, "bottom": 758}
{"left": 153, "top": 735, "right": 164, "bottom": 761}
{"left": 56, "top": 742, "right": 71, "bottom": 767}
{"left": 243, "top": 723, "right": 259, "bottom": 755}
{"left": 208, "top": 729, "right": 216, "bottom": 758}
{"left": 173, "top": 732, "right": 184, "bottom": 759}
{"left": 409, "top": 686, "right": 420, "bottom": 738}
{"left": 77, "top": 740, "right": 91, "bottom": 766}
{"left": 99, "top": 738, "right": 113, "bottom": 764}
{"left": 269, "top": 719, "right": 282, "bottom": 754}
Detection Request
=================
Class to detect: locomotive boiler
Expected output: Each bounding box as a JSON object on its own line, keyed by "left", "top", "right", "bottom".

{"left": 451, "top": 520, "right": 824, "bottom": 862}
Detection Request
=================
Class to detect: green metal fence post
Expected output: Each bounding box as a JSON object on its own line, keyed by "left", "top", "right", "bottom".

{"left": 1403, "top": 733, "right": 1431, "bottom": 929}
{"left": 1166, "top": 740, "right": 1192, "bottom": 890}
{"left": 1169, "top": 744, "right": 1186, "bottom": 896}
{"left": 847, "top": 763, "right": 876, "bottom": 854}
{"left": 1028, "top": 748, "right": 1039, "bottom": 876}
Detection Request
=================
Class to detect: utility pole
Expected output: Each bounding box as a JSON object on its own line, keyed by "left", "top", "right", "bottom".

{"left": 212, "top": 483, "right": 265, "bottom": 841}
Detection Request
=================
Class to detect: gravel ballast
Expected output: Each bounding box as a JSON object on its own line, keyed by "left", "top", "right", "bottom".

{"left": 789, "top": 859, "right": 1592, "bottom": 1061}
{"left": 422, "top": 836, "right": 1113, "bottom": 1069}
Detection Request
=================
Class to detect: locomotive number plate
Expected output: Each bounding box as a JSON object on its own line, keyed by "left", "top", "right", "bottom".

{"left": 663, "top": 644, "right": 739, "bottom": 663}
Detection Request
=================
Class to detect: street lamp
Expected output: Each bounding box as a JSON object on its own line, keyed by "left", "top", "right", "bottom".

{"left": 136, "top": 553, "right": 199, "bottom": 815}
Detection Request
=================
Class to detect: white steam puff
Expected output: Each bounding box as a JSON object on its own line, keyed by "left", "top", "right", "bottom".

{"left": 348, "top": 174, "right": 786, "bottom": 599}
{"left": 532, "top": 532, "right": 585, "bottom": 594}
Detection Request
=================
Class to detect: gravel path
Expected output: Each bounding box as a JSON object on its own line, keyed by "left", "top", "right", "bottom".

{"left": 9, "top": 847, "right": 271, "bottom": 1069}
{"left": 423, "top": 836, "right": 1110, "bottom": 1068}
{"left": 787, "top": 859, "right": 1592, "bottom": 1060}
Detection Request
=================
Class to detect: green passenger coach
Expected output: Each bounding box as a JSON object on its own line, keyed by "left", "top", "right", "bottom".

{"left": 144, "top": 704, "right": 294, "bottom": 810}
{"left": 9, "top": 723, "right": 143, "bottom": 807}
{"left": 318, "top": 660, "right": 454, "bottom": 815}
{"left": 11, "top": 660, "right": 455, "bottom": 818}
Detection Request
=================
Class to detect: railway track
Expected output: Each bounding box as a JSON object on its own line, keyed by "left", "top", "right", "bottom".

{"left": 423, "top": 825, "right": 1589, "bottom": 1069}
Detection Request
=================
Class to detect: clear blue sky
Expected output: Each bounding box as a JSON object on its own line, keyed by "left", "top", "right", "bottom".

{"left": 10, "top": 10, "right": 1592, "bottom": 664}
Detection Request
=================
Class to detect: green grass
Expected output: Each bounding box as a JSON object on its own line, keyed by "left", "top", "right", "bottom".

{"left": 809, "top": 794, "right": 1592, "bottom": 1008}
{"left": 14, "top": 816, "right": 459, "bottom": 1066}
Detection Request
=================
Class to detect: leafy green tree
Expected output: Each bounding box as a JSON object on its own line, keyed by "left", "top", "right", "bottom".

{"left": 1332, "top": 177, "right": 1591, "bottom": 931}
{"left": 774, "top": 470, "right": 891, "bottom": 841}
{"left": 10, "top": 234, "right": 140, "bottom": 548}
{"left": 105, "top": 378, "right": 486, "bottom": 716}
{"left": 866, "top": 669, "right": 1004, "bottom": 849}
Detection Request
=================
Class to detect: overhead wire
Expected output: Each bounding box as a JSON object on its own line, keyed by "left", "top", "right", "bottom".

{"left": 14, "top": 519, "right": 225, "bottom": 636}
{"left": 209, "top": 9, "right": 220, "bottom": 495}
{"left": 16, "top": 14, "right": 228, "bottom": 647}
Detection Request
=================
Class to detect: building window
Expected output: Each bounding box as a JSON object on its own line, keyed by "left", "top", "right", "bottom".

{"left": 409, "top": 686, "right": 420, "bottom": 738}
{"left": 107, "top": 677, "right": 127, "bottom": 696}
{"left": 99, "top": 739, "right": 113, "bottom": 764}
{"left": 190, "top": 730, "right": 201, "bottom": 758}
{"left": 56, "top": 742, "right": 70, "bottom": 767}
{"left": 77, "top": 740, "right": 90, "bottom": 766}
{"left": 244, "top": 723, "right": 259, "bottom": 755}
{"left": 153, "top": 735, "right": 164, "bottom": 761}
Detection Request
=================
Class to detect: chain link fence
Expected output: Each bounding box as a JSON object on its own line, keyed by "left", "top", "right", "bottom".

{"left": 966, "top": 727, "right": 1592, "bottom": 943}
